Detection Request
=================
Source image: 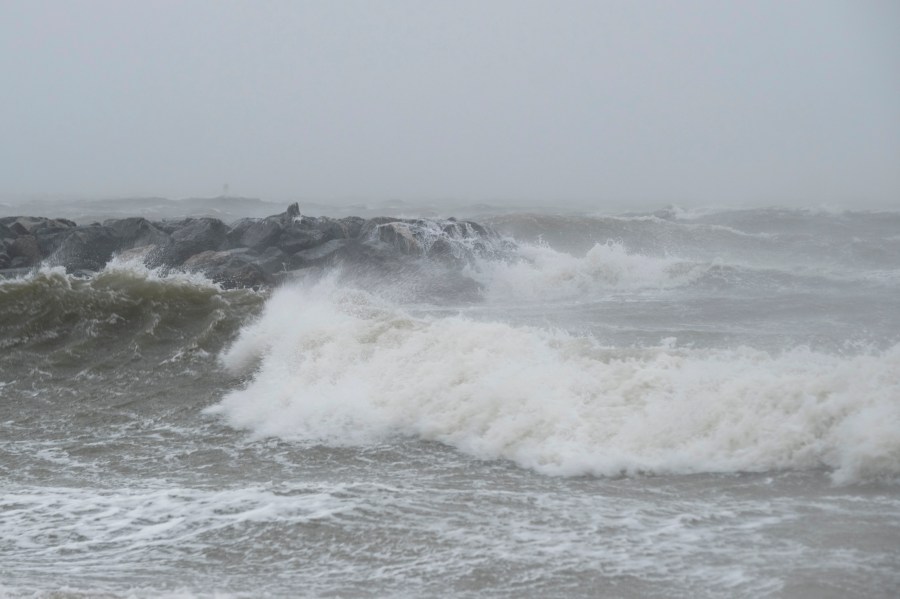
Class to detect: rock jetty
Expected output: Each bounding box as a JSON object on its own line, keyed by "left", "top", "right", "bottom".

{"left": 0, "top": 203, "right": 511, "bottom": 289}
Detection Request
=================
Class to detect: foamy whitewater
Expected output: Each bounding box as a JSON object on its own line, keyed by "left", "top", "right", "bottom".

{"left": 2, "top": 207, "right": 899, "bottom": 597}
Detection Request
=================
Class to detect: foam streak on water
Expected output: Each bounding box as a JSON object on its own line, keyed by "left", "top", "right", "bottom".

{"left": 210, "top": 279, "right": 900, "bottom": 484}
{"left": 2, "top": 207, "right": 900, "bottom": 597}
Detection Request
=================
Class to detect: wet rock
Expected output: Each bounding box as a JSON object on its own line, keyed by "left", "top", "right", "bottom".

{"left": 225, "top": 217, "right": 257, "bottom": 247}
{"left": 49, "top": 225, "right": 121, "bottom": 271}
{"left": 426, "top": 237, "right": 461, "bottom": 265}
{"left": 283, "top": 201, "right": 300, "bottom": 223}
{"left": 339, "top": 216, "right": 366, "bottom": 239}
{"left": 277, "top": 226, "right": 325, "bottom": 254}
{"left": 0, "top": 222, "right": 15, "bottom": 241}
{"left": 104, "top": 217, "right": 171, "bottom": 250}
{"left": 0, "top": 216, "right": 76, "bottom": 236}
{"left": 292, "top": 238, "right": 347, "bottom": 266}
{"left": 2, "top": 217, "right": 80, "bottom": 258}
{"left": 253, "top": 246, "right": 292, "bottom": 275}
{"left": 0, "top": 203, "right": 510, "bottom": 289}
{"left": 183, "top": 249, "right": 274, "bottom": 289}
{"left": 238, "top": 218, "right": 283, "bottom": 251}
{"left": 162, "top": 217, "right": 229, "bottom": 265}
{"left": 8, "top": 222, "right": 29, "bottom": 236}
{"left": 150, "top": 219, "right": 188, "bottom": 235}
{"left": 370, "top": 221, "right": 425, "bottom": 255}
{"left": 115, "top": 244, "right": 163, "bottom": 265}
{"left": 8, "top": 235, "right": 42, "bottom": 266}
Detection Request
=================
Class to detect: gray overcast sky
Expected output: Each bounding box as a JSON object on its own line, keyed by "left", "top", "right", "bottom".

{"left": 2, "top": 0, "right": 899, "bottom": 207}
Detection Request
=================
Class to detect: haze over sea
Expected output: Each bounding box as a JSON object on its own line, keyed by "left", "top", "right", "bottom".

{"left": 1, "top": 196, "right": 899, "bottom": 598}
{"left": 2, "top": 0, "right": 899, "bottom": 596}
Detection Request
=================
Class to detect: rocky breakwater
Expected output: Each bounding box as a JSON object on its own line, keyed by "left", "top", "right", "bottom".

{"left": 0, "top": 203, "right": 513, "bottom": 290}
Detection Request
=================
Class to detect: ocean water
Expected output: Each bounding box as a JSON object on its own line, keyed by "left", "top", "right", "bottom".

{"left": 1, "top": 207, "right": 899, "bottom": 598}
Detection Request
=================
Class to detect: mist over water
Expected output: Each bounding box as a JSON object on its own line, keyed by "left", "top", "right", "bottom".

{"left": 2, "top": 0, "right": 900, "bottom": 595}
{"left": 2, "top": 204, "right": 899, "bottom": 597}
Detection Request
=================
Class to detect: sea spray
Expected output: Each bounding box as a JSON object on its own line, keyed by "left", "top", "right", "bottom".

{"left": 209, "top": 278, "right": 900, "bottom": 484}
{"left": 4, "top": 207, "right": 900, "bottom": 597}
{"left": 472, "top": 240, "right": 709, "bottom": 300}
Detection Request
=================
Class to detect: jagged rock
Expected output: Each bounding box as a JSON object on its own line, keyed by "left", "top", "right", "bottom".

{"left": 35, "top": 230, "right": 75, "bottom": 257}
{"left": 372, "top": 221, "right": 425, "bottom": 254}
{"left": 8, "top": 222, "right": 29, "bottom": 236}
{"left": 300, "top": 216, "right": 359, "bottom": 243}
{"left": 426, "top": 237, "right": 459, "bottom": 264}
{"left": 150, "top": 219, "right": 187, "bottom": 235}
{"left": 8, "top": 235, "right": 42, "bottom": 266}
{"left": 283, "top": 202, "right": 300, "bottom": 223}
{"left": 253, "top": 246, "right": 292, "bottom": 275}
{"left": 340, "top": 216, "right": 366, "bottom": 239}
{"left": 0, "top": 222, "right": 15, "bottom": 241}
{"left": 115, "top": 244, "right": 162, "bottom": 265}
{"left": 292, "top": 238, "right": 347, "bottom": 266}
{"left": 0, "top": 216, "right": 77, "bottom": 236}
{"left": 49, "top": 225, "right": 121, "bottom": 271}
{"left": 104, "top": 217, "right": 170, "bottom": 250}
{"left": 277, "top": 226, "right": 325, "bottom": 254}
{"left": 0, "top": 217, "right": 79, "bottom": 258}
{"left": 441, "top": 219, "right": 490, "bottom": 239}
{"left": 0, "top": 203, "right": 512, "bottom": 289}
{"left": 183, "top": 249, "right": 274, "bottom": 289}
{"left": 225, "top": 217, "right": 257, "bottom": 247}
{"left": 238, "top": 218, "right": 283, "bottom": 251}
{"left": 162, "top": 217, "right": 229, "bottom": 265}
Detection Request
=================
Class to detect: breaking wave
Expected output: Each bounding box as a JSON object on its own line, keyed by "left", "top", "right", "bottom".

{"left": 209, "top": 278, "right": 900, "bottom": 484}
{"left": 0, "top": 259, "right": 264, "bottom": 358}
{"left": 474, "top": 241, "right": 708, "bottom": 300}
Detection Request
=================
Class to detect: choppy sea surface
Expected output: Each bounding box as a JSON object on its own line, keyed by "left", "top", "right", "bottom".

{"left": 1, "top": 207, "right": 899, "bottom": 598}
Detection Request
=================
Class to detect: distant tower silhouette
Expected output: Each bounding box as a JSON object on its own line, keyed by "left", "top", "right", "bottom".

{"left": 222, "top": 183, "right": 229, "bottom": 197}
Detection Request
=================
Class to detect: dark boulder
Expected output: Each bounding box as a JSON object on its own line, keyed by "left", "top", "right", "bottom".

{"left": 150, "top": 219, "right": 187, "bottom": 235}
{"left": 8, "top": 222, "right": 29, "bottom": 236}
{"left": 225, "top": 217, "right": 259, "bottom": 248}
{"left": 104, "top": 217, "right": 171, "bottom": 250}
{"left": 283, "top": 202, "right": 300, "bottom": 223}
{"left": 300, "top": 216, "right": 357, "bottom": 243}
{"left": 277, "top": 226, "right": 325, "bottom": 254}
{"left": 35, "top": 230, "right": 75, "bottom": 258}
{"left": 161, "top": 217, "right": 229, "bottom": 265}
{"left": 0, "top": 216, "right": 76, "bottom": 237}
{"left": 252, "top": 246, "right": 292, "bottom": 275}
{"left": 183, "top": 249, "right": 274, "bottom": 289}
{"left": 1, "top": 217, "right": 79, "bottom": 258}
{"left": 237, "top": 218, "right": 284, "bottom": 251}
{"left": 0, "top": 222, "right": 15, "bottom": 241}
{"left": 0, "top": 202, "right": 507, "bottom": 290}
{"left": 338, "top": 216, "right": 366, "bottom": 239}
{"left": 377, "top": 222, "right": 425, "bottom": 254}
{"left": 49, "top": 225, "right": 121, "bottom": 271}
{"left": 426, "top": 237, "right": 461, "bottom": 265}
{"left": 292, "top": 238, "right": 347, "bottom": 266}
{"left": 115, "top": 244, "right": 163, "bottom": 266}
{"left": 8, "top": 235, "right": 42, "bottom": 267}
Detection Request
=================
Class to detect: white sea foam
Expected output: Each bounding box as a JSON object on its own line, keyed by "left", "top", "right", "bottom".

{"left": 473, "top": 241, "right": 707, "bottom": 301}
{"left": 209, "top": 280, "right": 900, "bottom": 484}
{"left": 0, "top": 256, "right": 222, "bottom": 290}
{"left": 103, "top": 253, "right": 223, "bottom": 288}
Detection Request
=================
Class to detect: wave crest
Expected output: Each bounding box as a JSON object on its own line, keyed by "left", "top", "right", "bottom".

{"left": 476, "top": 241, "right": 707, "bottom": 300}
{"left": 209, "top": 281, "right": 900, "bottom": 484}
